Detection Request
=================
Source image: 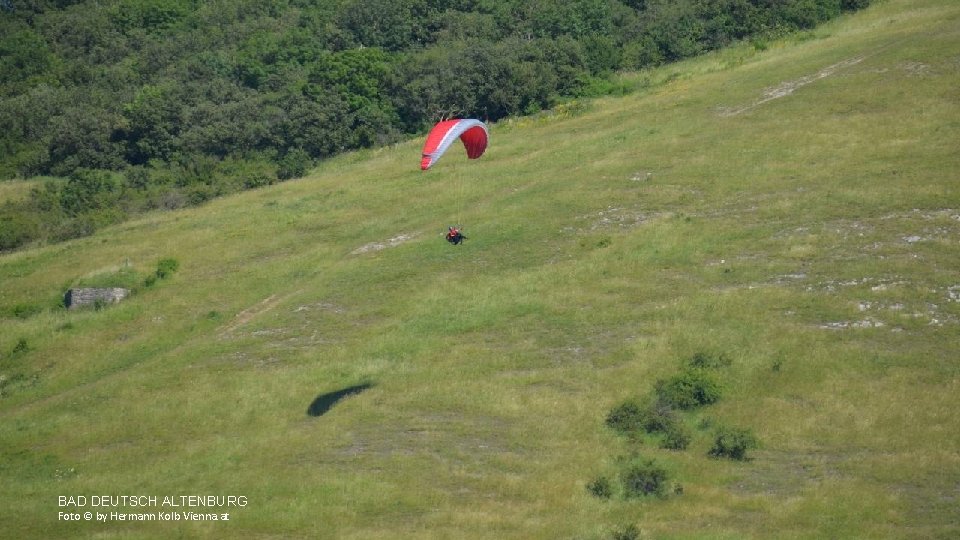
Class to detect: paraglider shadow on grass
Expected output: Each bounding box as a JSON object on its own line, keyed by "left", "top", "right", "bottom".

{"left": 306, "top": 383, "right": 373, "bottom": 417}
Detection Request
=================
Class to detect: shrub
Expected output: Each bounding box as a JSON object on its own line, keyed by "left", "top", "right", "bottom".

{"left": 11, "top": 303, "right": 43, "bottom": 319}
{"left": 187, "top": 184, "right": 215, "bottom": 205}
{"left": 842, "top": 0, "right": 871, "bottom": 9}
{"left": 640, "top": 402, "right": 678, "bottom": 434}
{"left": 659, "top": 422, "right": 692, "bottom": 451}
{"left": 655, "top": 368, "right": 722, "bottom": 410}
{"left": 606, "top": 399, "right": 682, "bottom": 436}
{"left": 611, "top": 524, "right": 640, "bottom": 540}
{"left": 243, "top": 173, "right": 274, "bottom": 189}
{"left": 12, "top": 338, "right": 29, "bottom": 356}
{"left": 155, "top": 258, "right": 179, "bottom": 279}
{"left": 709, "top": 426, "right": 759, "bottom": 461}
{"left": 605, "top": 400, "right": 647, "bottom": 434}
{"left": 620, "top": 458, "right": 670, "bottom": 498}
{"left": 145, "top": 257, "right": 179, "bottom": 287}
{"left": 276, "top": 148, "right": 312, "bottom": 180}
{"left": 587, "top": 476, "right": 613, "bottom": 499}
{"left": 0, "top": 210, "right": 41, "bottom": 251}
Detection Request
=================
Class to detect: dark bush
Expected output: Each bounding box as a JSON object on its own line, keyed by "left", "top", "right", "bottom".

{"left": 640, "top": 402, "right": 678, "bottom": 434}
{"left": 243, "top": 173, "right": 274, "bottom": 189}
{"left": 605, "top": 399, "right": 647, "bottom": 433}
{"left": 155, "top": 258, "right": 179, "bottom": 279}
{"left": 655, "top": 368, "right": 722, "bottom": 410}
{"left": 611, "top": 524, "right": 640, "bottom": 540}
{"left": 587, "top": 476, "right": 613, "bottom": 499}
{"left": 607, "top": 399, "right": 683, "bottom": 435}
{"left": 842, "top": 0, "right": 871, "bottom": 9}
{"left": 59, "top": 169, "right": 122, "bottom": 216}
{"left": 187, "top": 184, "right": 215, "bottom": 205}
{"left": 709, "top": 426, "right": 758, "bottom": 461}
{"left": 607, "top": 397, "right": 692, "bottom": 452}
{"left": 276, "top": 148, "right": 312, "bottom": 181}
{"left": 12, "top": 338, "right": 29, "bottom": 356}
{"left": 621, "top": 458, "right": 670, "bottom": 498}
{"left": 145, "top": 257, "right": 179, "bottom": 287}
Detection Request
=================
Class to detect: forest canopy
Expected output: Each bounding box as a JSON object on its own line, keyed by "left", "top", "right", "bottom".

{"left": 0, "top": 0, "right": 870, "bottom": 251}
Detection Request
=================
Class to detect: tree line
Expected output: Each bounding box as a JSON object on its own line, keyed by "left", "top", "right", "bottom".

{"left": 0, "top": 0, "right": 870, "bottom": 251}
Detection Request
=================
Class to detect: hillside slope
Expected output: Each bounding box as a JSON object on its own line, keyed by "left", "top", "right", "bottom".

{"left": 2, "top": 0, "right": 959, "bottom": 538}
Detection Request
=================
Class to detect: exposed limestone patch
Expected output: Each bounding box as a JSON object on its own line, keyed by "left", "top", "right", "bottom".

{"left": 350, "top": 233, "right": 417, "bottom": 255}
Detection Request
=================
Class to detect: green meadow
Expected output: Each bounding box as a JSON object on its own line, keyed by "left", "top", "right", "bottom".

{"left": 2, "top": 0, "right": 959, "bottom": 537}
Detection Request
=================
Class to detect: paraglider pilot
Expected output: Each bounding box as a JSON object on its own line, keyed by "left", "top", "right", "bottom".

{"left": 446, "top": 226, "right": 466, "bottom": 245}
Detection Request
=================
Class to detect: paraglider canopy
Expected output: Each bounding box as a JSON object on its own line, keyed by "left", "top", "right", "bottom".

{"left": 420, "top": 119, "right": 489, "bottom": 170}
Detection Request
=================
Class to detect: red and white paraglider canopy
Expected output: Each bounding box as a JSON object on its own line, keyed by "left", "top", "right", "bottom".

{"left": 420, "top": 119, "right": 489, "bottom": 170}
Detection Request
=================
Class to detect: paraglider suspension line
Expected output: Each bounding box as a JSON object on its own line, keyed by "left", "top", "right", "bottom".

{"left": 456, "top": 171, "right": 465, "bottom": 228}
{"left": 453, "top": 162, "right": 466, "bottom": 230}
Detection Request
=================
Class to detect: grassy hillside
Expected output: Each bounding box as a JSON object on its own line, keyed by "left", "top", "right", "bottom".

{"left": 2, "top": 0, "right": 958, "bottom": 538}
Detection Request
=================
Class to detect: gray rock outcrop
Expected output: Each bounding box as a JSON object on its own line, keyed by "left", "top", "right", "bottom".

{"left": 64, "top": 288, "right": 130, "bottom": 310}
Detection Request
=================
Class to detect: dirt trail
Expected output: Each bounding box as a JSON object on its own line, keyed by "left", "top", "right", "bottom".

{"left": 220, "top": 291, "right": 301, "bottom": 336}
{"left": 718, "top": 56, "right": 866, "bottom": 117}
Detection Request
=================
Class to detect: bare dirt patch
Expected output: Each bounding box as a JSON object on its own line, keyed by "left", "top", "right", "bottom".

{"left": 300, "top": 411, "right": 518, "bottom": 469}
{"left": 564, "top": 206, "right": 665, "bottom": 233}
{"left": 729, "top": 448, "right": 862, "bottom": 497}
{"left": 350, "top": 233, "right": 418, "bottom": 255}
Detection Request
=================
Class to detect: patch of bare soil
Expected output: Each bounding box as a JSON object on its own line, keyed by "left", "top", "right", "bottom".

{"left": 564, "top": 205, "right": 665, "bottom": 233}
{"left": 304, "top": 411, "right": 517, "bottom": 467}
{"left": 350, "top": 233, "right": 418, "bottom": 255}
{"left": 729, "top": 449, "right": 850, "bottom": 496}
